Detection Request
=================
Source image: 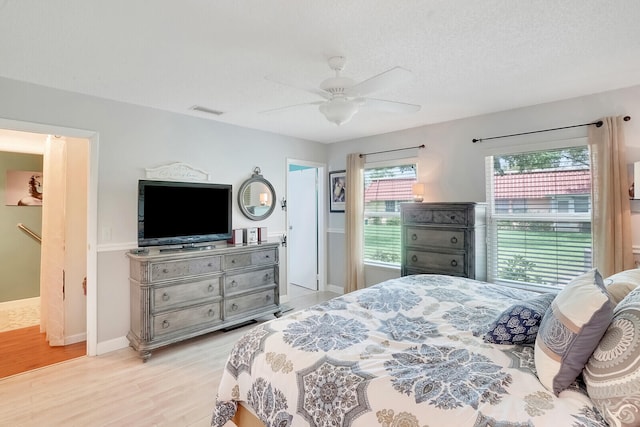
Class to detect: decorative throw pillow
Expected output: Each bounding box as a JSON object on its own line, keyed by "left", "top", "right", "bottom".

{"left": 534, "top": 268, "right": 614, "bottom": 396}
{"left": 604, "top": 269, "right": 640, "bottom": 305}
{"left": 583, "top": 287, "right": 640, "bottom": 427}
{"left": 483, "top": 293, "right": 556, "bottom": 345}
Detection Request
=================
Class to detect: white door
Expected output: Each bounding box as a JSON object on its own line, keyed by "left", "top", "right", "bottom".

{"left": 288, "top": 167, "right": 318, "bottom": 290}
{"left": 40, "top": 136, "right": 67, "bottom": 345}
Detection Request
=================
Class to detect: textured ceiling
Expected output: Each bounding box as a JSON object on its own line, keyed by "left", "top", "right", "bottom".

{"left": 1, "top": 0, "right": 639, "bottom": 144}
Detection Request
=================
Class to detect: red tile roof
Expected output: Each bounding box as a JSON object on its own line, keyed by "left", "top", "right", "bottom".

{"left": 364, "top": 178, "right": 415, "bottom": 202}
{"left": 494, "top": 169, "right": 590, "bottom": 199}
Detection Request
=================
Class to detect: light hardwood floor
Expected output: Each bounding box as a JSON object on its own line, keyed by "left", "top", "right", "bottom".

{"left": 0, "top": 286, "right": 338, "bottom": 427}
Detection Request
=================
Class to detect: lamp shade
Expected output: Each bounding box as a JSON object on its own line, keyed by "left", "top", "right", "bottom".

{"left": 412, "top": 183, "right": 425, "bottom": 202}
{"left": 319, "top": 98, "right": 359, "bottom": 126}
{"left": 259, "top": 192, "right": 269, "bottom": 205}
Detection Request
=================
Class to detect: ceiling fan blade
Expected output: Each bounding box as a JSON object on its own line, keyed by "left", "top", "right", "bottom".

{"left": 264, "top": 74, "right": 331, "bottom": 100}
{"left": 345, "top": 66, "right": 414, "bottom": 97}
{"left": 259, "top": 100, "right": 324, "bottom": 115}
{"left": 362, "top": 98, "right": 421, "bottom": 113}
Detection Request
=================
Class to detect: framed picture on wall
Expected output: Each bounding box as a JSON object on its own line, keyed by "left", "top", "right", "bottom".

{"left": 329, "top": 170, "right": 346, "bottom": 212}
{"left": 5, "top": 170, "right": 43, "bottom": 206}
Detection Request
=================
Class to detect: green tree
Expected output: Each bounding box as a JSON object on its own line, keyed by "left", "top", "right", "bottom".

{"left": 493, "top": 147, "right": 589, "bottom": 175}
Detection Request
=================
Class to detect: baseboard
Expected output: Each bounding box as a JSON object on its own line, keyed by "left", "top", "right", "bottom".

{"left": 65, "top": 332, "right": 87, "bottom": 345}
{"left": 327, "top": 283, "right": 343, "bottom": 295}
{"left": 96, "top": 336, "right": 129, "bottom": 355}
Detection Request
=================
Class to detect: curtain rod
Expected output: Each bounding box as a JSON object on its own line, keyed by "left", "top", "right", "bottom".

{"left": 359, "top": 144, "right": 425, "bottom": 158}
{"left": 472, "top": 116, "right": 631, "bottom": 143}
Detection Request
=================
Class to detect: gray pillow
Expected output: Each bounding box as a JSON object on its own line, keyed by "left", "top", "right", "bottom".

{"left": 583, "top": 287, "right": 640, "bottom": 426}
{"left": 534, "top": 269, "right": 614, "bottom": 395}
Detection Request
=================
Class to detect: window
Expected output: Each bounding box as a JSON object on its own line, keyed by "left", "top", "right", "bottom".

{"left": 486, "top": 146, "right": 592, "bottom": 289}
{"left": 363, "top": 162, "right": 417, "bottom": 265}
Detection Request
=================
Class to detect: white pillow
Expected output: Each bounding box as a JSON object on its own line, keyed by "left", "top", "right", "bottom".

{"left": 604, "top": 269, "right": 640, "bottom": 305}
{"left": 534, "top": 269, "right": 614, "bottom": 395}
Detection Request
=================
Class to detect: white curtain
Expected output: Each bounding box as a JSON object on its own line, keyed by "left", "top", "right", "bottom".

{"left": 40, "top": 136, "right": 66, "bottom": 345}
{"left": 588, "top": 116, "right": 634, "bottom": 278}
{"left": 345, "top": 153, "right": 365, "bottom": 293}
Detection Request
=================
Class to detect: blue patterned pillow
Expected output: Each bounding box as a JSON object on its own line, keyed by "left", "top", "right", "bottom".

{"left": 483, "top": 293, "right": 556, "bottom": 345}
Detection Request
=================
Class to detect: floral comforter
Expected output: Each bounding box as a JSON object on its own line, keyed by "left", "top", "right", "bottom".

{"left": 211, "top": 274, "right": 606, "bottom": 427}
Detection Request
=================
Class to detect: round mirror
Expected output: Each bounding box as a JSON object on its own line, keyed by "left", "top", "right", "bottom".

{"left": 238, "top": 168, "right": 276, "bottom": 221}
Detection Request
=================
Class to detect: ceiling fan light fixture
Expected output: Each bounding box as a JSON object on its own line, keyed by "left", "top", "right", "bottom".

{"left": 319, "top": 98, "right": 359, "bottom": 126}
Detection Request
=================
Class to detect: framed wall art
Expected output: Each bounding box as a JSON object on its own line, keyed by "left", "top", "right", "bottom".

{"left": 329, "top": 170, "right": 346, "bottom": 212}
{"left": 5, "top": 170, "right": 43, "bottom": 206}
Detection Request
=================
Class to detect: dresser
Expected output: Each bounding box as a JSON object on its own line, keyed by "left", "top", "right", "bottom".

{"left": 127, "top": 242, "right": 280, "bottom": 361}
{"left": 401, "top": 202, "right": 486, "bottom": 280}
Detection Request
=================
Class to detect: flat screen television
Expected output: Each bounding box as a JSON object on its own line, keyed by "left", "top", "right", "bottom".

{"left": 137, "top": 179, "right": 232, "bottom": 248}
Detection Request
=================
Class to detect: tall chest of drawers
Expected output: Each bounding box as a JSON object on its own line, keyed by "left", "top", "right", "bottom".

{"left": 127, "top": 242, "right": 280, "bottom": 361}
{"left": 401, "top": 202, "right": 486, "bottom": 280}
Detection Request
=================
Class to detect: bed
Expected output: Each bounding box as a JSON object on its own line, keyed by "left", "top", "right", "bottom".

{"left": 211, "top": 274, "right": 614, "bottom": 427}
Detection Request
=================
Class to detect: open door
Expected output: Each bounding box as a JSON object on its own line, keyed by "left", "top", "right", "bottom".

{"left": 39, "top": 136, "right": 66, "bottom": 345}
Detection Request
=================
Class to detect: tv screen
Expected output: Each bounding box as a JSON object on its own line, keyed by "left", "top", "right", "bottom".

{"left": 137, "top": 179, "right": 232, "bottom": 247}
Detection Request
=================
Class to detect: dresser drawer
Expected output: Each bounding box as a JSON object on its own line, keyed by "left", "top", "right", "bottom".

{"left": 225, "top": 289, "right": 277, "bottom": 318}
{"left": 224, "top": 248, "right": 277, "bottom": 270}
{"left": 225, "top": 267, "right": 276, "bottom": 295}
{"left": 153, "top": 302, "right": 222, "bottom": 337}
{"left": 153, "top": 276, "right": 222, "bottom": 311}
{"left": 405, "top": 249, "right": 466, "bottom": 275}
{"left": 405, "top": 227, "right": 465, "bottom": 250}
{"left": 150, "top": 255, "right": 222, "bottom": 281}
{"left": 403, "top": 206, "right": 470, "bottom": 226}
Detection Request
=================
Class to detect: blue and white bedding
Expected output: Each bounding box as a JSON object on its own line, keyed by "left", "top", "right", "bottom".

{"left": 211, "top": 274, "right": 607, "bottom": 426}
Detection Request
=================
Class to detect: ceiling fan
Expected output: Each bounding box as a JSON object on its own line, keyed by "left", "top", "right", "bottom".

{"left": 262, "top": 56, "right": 421, "bottom": 126}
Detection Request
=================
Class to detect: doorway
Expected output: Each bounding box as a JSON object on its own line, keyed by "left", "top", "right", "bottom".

{"left": 286, "top": 159, "right": 326, "bottom": 295}
{"left": 0, "top": 118, "right": 98, "bottom": 360}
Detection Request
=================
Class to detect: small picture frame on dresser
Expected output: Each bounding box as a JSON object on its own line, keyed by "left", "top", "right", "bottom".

{"left": 329, "top": 170, "right": 346, "bottom": 212}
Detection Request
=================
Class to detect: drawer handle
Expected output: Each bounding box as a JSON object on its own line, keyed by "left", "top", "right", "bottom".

{"left": 162, "top": 293, "right": 170, "bottom": 301}
{"left": 264, "top": 273, "right": 270, "bottom": 281}
{"left": 208, "top": 309, "right": 215, "bottom": 317}
{"left": 450, "top": 215, "right": 456, "bottom": 221}
{"left": 231, "top": 303, "right": 238, "bottom": 311}
{"left": 450, "top": 236, "right": 458, "bottom": 244}
{"left": 231, "top": 259, "right": 235, "bottom": 264}
{"left": 231, "top": 280, "right": 238, "bottom": 288}
{"left": 411, "top": 234, "right": 418, "bottom": 241}
{"left": 162, "top": 320, "right": 170, "bottom": 329}
{"left": 266, "top": 294, "right": 271, "bottom": 301}
{"left": 207, "top": 284, "right": 215, "bottom": 292}
{"left": 207, "top": 262, "right": 213, "bottom": 267}
{"left": 265, "top": 254, "right": 270, "bottom": 258}
{"left": 411, "top": 255, "right": 418, "bottom": 262}
{"left": 450, "top": 260, "right": 458, "bottom": 267}
{"left": 162, "top": 268, "right": 169, "bottom": 274}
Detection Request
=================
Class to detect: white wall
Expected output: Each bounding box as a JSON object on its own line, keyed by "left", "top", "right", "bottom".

{"left": 3, "top": 73, "right": 639, "bottom": 353}
{"left": 0, "top": 76, "right": 328, "bottom": 352}
{"left": 327, "top": 84, "right": 640, "bottom": 288}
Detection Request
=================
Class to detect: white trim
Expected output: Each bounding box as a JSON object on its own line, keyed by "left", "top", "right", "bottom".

{"left": 327, "top": 228, "right": 344, "bottom": 234}
{"left": 65, "top": 332, "right": 87, "bottom": 345}
{"left": 96, "top": 336, "right": 129, "bottom": 355}
{"left": 326, "top": 284, "right": 344, "bottom": 295}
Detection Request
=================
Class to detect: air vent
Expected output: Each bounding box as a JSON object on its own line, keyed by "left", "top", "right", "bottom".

{"left": 190, "top": 105, "right": 225, "bottom": 116}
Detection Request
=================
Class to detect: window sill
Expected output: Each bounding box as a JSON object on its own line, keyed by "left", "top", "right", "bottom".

{"left": 364, "top": 261, "right": 400, "bottom": 271}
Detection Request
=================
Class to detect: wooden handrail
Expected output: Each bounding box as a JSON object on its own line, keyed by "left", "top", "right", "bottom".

{"left": 17, "top": 223, "right": 41, "bottom": 243}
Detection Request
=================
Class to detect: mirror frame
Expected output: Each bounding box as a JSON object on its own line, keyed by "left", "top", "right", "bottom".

{"left": 238, "top": 168, "right": 276, "bottom": 221}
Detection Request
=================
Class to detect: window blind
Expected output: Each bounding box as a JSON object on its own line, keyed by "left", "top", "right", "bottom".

{"left": 485, "top": 146, "right": 592, "bottom": 288}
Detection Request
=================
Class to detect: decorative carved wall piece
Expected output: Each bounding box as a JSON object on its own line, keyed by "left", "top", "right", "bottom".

{"left": 145, "top": 162, "right": 210, "bottom": 182}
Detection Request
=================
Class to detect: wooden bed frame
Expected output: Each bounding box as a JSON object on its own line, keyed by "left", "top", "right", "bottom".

{"left": 231, "top": 403, "right": 265, "bottom": 427}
